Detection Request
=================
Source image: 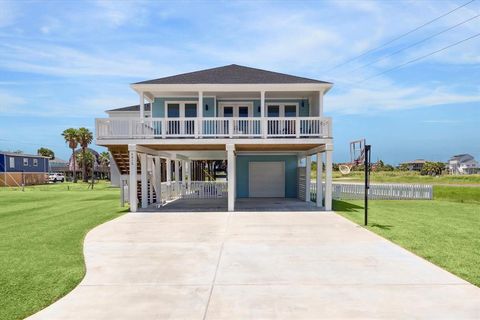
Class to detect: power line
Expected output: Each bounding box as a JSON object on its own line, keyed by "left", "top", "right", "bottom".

{"left": 338, "top": 13, "right": 480, "bottom": 76}
{"left": 356, "top": 31, "right": 480, "bottom": 84}
{"left": 325, "top": 0, "right": 476, "bottom": 73}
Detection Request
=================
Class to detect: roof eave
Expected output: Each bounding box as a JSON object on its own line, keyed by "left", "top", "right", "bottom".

{"left": 130, "top": 82, "right": 334, "bottom": 94}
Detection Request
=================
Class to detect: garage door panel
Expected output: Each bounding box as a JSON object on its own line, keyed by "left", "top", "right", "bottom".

{"left": 249, "top": 162, "right": 285, "bottom": 197}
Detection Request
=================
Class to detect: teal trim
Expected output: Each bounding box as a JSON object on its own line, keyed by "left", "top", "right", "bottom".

{"left": 236, "top": 155, "right": 298, "bottom": 198}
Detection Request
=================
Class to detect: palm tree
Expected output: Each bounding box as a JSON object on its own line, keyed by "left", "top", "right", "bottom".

{"left": 99, "top": 151, "right": 110, "bottom": 179}
{"left": 77, "top": 127, "right": 94, "bottom": 182}
{"left": 62, "top": 128, "right": 79, "bottom": 183}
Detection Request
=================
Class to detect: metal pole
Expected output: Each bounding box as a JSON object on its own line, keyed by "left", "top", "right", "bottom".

{"left": 364, "top": 145, "right": 371, "bottom": 226}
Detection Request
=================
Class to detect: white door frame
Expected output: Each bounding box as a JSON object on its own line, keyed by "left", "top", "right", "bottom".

{"left": 218, "top": 102, "right": 254, "bottom": 117}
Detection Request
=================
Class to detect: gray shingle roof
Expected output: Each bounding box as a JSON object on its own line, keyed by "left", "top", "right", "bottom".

{"left": 107, "top": 103, "right": 151, "bottom": 112}
{"left": 134, "top": 64, "right": 331, "bottom": 85}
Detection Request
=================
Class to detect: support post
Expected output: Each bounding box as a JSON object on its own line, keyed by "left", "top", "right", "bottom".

{"left": 364, "top": 145, "right": 371, "bottom": 226}
{"left": 139, "top": 92, "right": 145, "bottom": 120}
{"left": 154, "top": 156, "right": 161, "bottom": 205}
{"left": 198, "top": 91, "right": 203, "bottom": 137}
{"left": 128, "top": 147, "right": 138, "bottom": 212}
{"left": 316, "top": 152, "right": 323, "bottom": 208}
{"left": 140, "top": 153, "right": 148, "bottom": 209}
{"left": 226, "top": 144, "right": 236, "bottom": 211}
{"left": 175, "top": 160, "right": 180, "bottom": 195}
{"left": 325, "top": 146, "right": 333, "bottom": 211}
{"left": 166, "top": 158, "right": 172, "bottom": 200}
{"left": 305, "top": 155, "right": 311, "bottom": 202}
{"left": 148, "top": 156, "right": 153, "bottom": 205}
{"left": 318, "top": 90, "right": 324, "bottom": 116}
{"left": 260, "top": 91, "right": 266, "bottom": 138}
{"left": 187, "top": 160, "right": 191, "bottom": 190}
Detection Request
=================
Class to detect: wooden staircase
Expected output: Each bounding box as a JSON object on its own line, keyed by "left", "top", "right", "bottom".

{"left": 109, "top": 147, "right": 156, "bottom": 206}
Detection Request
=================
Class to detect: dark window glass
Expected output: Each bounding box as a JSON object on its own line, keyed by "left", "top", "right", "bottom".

{"left": 185, "top": 103, "right": 197, "bottom": 117}
{"left": 167, "top": 104, "right": 180, "bottom": 118}
{"left": 238, "top": 106, "right": 249, "bottom": 117}
{"left": 223, "top": 107, "right": 233, "bottom": 117}
{"left": 285, "top": 105, "right": 296, "bottom": 117}
{"left": 268, "top": 105, "right": 280, "bottom": 117}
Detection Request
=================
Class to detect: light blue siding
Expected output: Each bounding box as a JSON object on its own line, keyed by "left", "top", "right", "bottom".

{"left": 236, "top": 155, "right": 298, "bottom": 198}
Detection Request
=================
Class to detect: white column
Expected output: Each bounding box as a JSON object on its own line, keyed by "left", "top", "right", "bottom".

{"left": 198, "top": 91, "right": 203, "bottom": 137}
{"left": 305, "top": 155, "right": 311, "bottom": 202}
{"left": 318, "top": 90, "right": 324, "bottom": 117}
{"left": 139, "top": 92, "right": 145, "bottom": 120}
{"left": 154, "top": 156, "right": 161, "bottom": 205}
{"left": 227, "top": 144, "right": 236, "bottom": 211}
{"left": 187, "top": 160, "right": 191, "bottom": 190}
{"left": 148, "top": 156, "right": 153, "bottom": 205}
{"left": 325, "top": 147, "right": 333, "bottom": 211}
{"left": 128, "top": 147, "right": 138, "bottom": 212}
{"left": 316, "top": 152, "right": 323, "bottom": 208}
{"left": 260, "top": 91, "right": 266, "bottom": 138}
{"left": 175, "top": 160, "right": 180, "bottom": 195}
{"left": 140, "top": 153, "right": 148, "bottom": 209}
{"left": 182, "top": 160, "right": 187, "bottom": 183}
{"left": 166, "top": 158, "right": 172, "bottom": 200}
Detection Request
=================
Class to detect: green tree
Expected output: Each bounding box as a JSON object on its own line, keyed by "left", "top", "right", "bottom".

{"left": 421, "top": 162, "right": 445, "bottom": 176}
{"left": 62, "top": 128, "right": 79, "bottom": 183}
{"left": 37, "top": 147, "right": 55, "bottom": 159}
{"left": 77, "top": 128, "right": 94, "bottom": 182}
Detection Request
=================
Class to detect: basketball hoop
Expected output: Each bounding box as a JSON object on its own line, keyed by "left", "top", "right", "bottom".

{"left": 339, "top": 164, "right": 352, "bottom": 174}
{"left": 339, "top": 139, "right": 366, "bottom": 175}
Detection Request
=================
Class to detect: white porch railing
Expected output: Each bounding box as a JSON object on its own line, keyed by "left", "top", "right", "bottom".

{"left": 96, "top": 117, "right": 331, "bottom": 140}
{"left": 159, "top": 181, "right": 227, "bottom": 202}
{"left": 309, "top": 182, "right": 433, "bottom": 201}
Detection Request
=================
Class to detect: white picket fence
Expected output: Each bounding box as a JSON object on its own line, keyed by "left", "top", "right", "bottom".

{"left": 159, "top": 181, "right": 227, "bottom": 201}
{"left": 310, "top": 182, "right": 433, "bottom": 201}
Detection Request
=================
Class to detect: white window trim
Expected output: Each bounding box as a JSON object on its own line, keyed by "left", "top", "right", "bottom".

{"left": 266, "top": 102, "right": 299, "bottom": 117}
{"left": 218, "top": 102, "right": 254, "bottom": 117}
{"left": 33, "top": 159, "right": 38, "bottom": 166}
{"left": 166, "top": 101, "right": 199, "bottom": 118}
{"left": 23, "top": 158, "right": 29, "bottom": 166}
{"left": 9, "top": 157, "right": 15, "bottom": 168}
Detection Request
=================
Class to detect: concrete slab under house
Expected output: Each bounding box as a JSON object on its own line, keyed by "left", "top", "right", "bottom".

{"left": 96, "top": 64, "right": 334, "bottom": 212}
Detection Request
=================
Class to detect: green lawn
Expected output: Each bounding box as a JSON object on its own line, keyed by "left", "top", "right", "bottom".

{"left": 333, "top": 171, "right": 480, "bottom": 185}
{"left": 0, "top": 182, "right": 126, "bottom": 320}
{"left": 335, "top": 186, "right": 480, "bottom": 287}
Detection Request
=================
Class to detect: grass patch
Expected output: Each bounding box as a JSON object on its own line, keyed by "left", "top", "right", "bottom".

{"left": 434, "top": 185, "right": 480, "bottom": 204}
{"left": 335, "top": 195, "right": 480, "bottom": 287}
{"left": 0, "top": 182, "right": 127, "bottom": 320}
{"left": 333, "top": 171, "right": 480, "bottom": 185}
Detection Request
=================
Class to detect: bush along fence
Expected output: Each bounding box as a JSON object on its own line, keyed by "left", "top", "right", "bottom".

{"left": 310, "top": 183, "right": 433, "bottom": 202}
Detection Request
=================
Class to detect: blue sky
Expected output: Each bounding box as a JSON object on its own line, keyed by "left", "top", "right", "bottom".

{"left": 0, "top": 0, "right": 479, "bottom": 164}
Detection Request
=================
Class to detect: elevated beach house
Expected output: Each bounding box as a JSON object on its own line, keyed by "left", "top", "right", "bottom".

{"left": 96, "top": 65, "right": 333, "bottom": 212}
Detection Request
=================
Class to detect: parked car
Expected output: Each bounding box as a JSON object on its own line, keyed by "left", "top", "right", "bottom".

{"left": 48, "top": 173, "right": 65, "bottom": 183}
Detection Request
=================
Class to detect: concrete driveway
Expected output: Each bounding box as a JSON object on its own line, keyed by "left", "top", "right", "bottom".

{"left": 30, "top": 212, "right": 480, "bottom": 319}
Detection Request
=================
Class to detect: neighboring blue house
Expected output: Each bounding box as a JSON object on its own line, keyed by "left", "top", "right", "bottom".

{"left": 0, "top": 152, "right": 49, "bottom": 186}
{"left": 96, "top": 64, "right": 334, "bottom": 212}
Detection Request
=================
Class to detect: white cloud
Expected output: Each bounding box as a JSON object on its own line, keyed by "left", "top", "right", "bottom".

{"left": 0, "top": 91, "right": 26, "bottom": 113}
{"left": 326, "top": 82, "right": 480, "bottom": 114}
{"left": 0, "top": 1, "right": 18, "bottom": 28}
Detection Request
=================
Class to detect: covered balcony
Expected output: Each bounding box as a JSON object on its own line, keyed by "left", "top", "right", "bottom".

{"left": 95, "top": 116, "right": 332, "bottom": 140}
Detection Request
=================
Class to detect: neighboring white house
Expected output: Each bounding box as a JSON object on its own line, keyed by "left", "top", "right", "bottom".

{"left": 448, "top": 154, "right": 479, "bottom": 175}
{"left": 95, "top": 64, "right": 334, "bottom": 212}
